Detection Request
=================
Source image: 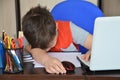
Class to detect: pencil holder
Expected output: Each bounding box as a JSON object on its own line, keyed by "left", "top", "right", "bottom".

{"left": 4, "top": 48, "right": 23, "bottom": 74}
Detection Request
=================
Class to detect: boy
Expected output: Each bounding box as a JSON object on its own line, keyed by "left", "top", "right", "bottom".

{"left": 22, "top": 5, "right": 92, "bottom": 74}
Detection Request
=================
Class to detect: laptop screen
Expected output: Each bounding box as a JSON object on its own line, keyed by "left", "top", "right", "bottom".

{"left": 90, "top": 16, "right": 120, "bottom": 71}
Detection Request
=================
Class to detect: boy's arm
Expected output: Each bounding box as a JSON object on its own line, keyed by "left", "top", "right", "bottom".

{"left": 27, "top": 48, "right": 66, "bottom": 74}
{"left": 81, "top": 34, "right": 92, "bottom": 61}
{"left": 24, "top": 36, "right": 65, "bottom": 73}
{"left": 70, "top": 22, "right": 93, "bottom": 49}
{"left": 84, "top": 34, "right": 93, "bottom": 50}
{"left": 70, "top": 22, "right": 93, "bottom": 61}
{"left": 70, "top": 22, "right": 89, "bottom": 47}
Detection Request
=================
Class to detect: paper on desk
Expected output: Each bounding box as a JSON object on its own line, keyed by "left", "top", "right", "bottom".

{"left": 23, "top": 51, "right": 34, "bottom": 62}
{"left": 33, "top": 52, "right": 81, "bottom": 68}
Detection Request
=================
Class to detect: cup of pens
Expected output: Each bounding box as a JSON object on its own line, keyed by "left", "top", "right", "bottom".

{"left": 2, "top": 31, "right": 24, "bottom": 73}
{"left": 4, "top": 48, "right": 23, "bottom": 73}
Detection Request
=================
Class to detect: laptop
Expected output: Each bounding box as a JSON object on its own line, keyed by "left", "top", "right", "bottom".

{"left": 77, "top": 16, "right": 120, "bottom": 71}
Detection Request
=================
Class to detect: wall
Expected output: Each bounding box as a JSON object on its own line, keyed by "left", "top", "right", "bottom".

{"left": 101, "top": 0, "right": 120, "bottom": 16}
{"left": 87, "top": 0, "right": 98, "bottom": 6}
{"left": 20, "top": 0, "right": 64, "bottom": 19}
{"left": 20, "top": 0, "right": 98, "bottom": 19}
{"left": 0, "top": 0, "right": 16, "bottom": 37}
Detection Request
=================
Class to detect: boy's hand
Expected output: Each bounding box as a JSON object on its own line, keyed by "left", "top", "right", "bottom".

{"left": 30, "top": 48, "right": 66, "bottom": 74}
{"left": 81, "top": 50, "right": 91, "bottom": 62}
{"left": 44, "top": 57, "right": 66, "bottom": 74}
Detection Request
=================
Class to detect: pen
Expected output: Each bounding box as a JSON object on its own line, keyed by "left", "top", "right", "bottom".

{"left": 9, "top": 50, "right": 23, "bottom": 71}
{"left": 17, "top": 37, "right": 23, "bottom": 48}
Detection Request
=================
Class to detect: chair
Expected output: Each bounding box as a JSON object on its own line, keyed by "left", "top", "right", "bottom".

{"left": 51, "top": 0, "right": 104, "bottom": 53}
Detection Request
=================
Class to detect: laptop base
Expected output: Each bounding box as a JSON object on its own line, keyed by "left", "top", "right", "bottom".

{"left": 80, "top": 61, "right": 120, "bottom": 75}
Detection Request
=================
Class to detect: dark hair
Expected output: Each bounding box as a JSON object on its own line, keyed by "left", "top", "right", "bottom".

{"left": 22, "top": 5, "right": 56, "bottom": 50}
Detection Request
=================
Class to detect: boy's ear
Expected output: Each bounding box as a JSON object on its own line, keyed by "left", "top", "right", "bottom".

{"left": 25, "top": 44, "right": 32, "bottom": 52}
{"left": 55, "top": 22, "right": 58, "bottom": 29}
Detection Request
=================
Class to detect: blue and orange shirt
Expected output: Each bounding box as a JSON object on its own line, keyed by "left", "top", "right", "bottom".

{"left": 50, "top": 21, "right": 79, "bottom": 51}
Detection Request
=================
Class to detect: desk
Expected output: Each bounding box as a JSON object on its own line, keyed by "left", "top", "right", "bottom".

{"left": 0, "top": 62, "right": 120, "bottom": 80}
{"left": 86, "top": 70, "right": 120, "bottom": 80}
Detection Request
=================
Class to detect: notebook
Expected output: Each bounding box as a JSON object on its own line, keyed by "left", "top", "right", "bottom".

{"left": 77, "top": 16, "right": 120, "bottom": 71}
{"left": 33, "top": 52, "right": 81, "bottom": 68}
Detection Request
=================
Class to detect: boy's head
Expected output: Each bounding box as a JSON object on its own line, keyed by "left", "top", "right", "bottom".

{"left": 22, "top": 5, "right": 57, "bottom": 50}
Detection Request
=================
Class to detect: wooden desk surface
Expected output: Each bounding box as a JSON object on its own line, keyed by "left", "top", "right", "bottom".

{"left": 0, "top": 62, "right": 120, "bottom": 80}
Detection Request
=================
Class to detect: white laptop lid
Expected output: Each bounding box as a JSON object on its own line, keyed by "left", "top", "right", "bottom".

{"left": 90, "top": 16, "right": 120, "bottom": 71}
